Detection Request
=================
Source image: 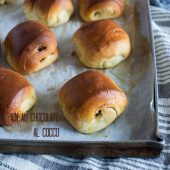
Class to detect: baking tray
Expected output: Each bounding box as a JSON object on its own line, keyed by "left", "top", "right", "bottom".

{"left": 0, "top": 0, "right": 163, "bottom": 157}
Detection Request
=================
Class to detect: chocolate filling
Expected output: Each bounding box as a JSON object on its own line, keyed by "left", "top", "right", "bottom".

{"left": 95, "top": 110, "right": 102, "bottom": 117}
{"left": 37, "top": 46, "right": 46, "bottom": 52}
{"left": 40, "top": 58, "right": 46, "bottom": 62}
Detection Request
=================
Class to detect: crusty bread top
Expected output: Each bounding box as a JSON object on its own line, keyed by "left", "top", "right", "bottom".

{"left": 5, "top": 20, "right": 56, "bottom": 59}
{"left": 0, "top": 67, "right": 36, "bottom": 125}
{"left": 74, "top": 20, "right": 128, "bottom": 51}
{"left": 59, "top": 70, "right": 127, "bottom": 121}
{"left": 4, "top": 20, "right": 58, "bottom": 74}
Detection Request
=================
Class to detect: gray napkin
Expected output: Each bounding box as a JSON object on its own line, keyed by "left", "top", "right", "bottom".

{"left": 150, "top": 0, "right": 170, "bottom": 10}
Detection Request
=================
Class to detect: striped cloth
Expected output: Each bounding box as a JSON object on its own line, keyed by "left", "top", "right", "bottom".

{"left": 150, "top": 0, "right": 170, "bottom": 10}
{"left": 0, "top": 6, "right": 170, "bottom": 170}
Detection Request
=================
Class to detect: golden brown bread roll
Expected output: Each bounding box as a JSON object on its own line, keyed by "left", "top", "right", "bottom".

{"left": 59, "top": 70, "right": 127, "bottom": 134}
{"left": 0, "top": 67, "right": 36, "bottom": 126}
{"left": 24, "top": 0, "right": 74, "bottom": 27}
{"left": 4, "top": 21, "right": 59, "bottom": 74}
{"left": 78, "top": 0, "right": 125, "bottom": 21}
{"left": 73, "top": 19, "right": 131, "bottom": 69}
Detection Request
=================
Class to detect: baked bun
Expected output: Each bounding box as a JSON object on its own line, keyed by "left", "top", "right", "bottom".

{"left": 4, "top": 21, "right": 59, "bottom": 74}
{"left": 59, "top": 70, "right": 127, "bottom": 134}
{"left": 0, "top": 0, "right": 24, "bottom": 4}
{"left": 24, "top": 0, "right": 74, "bottom": 27}
{"left": 78, "top": 0, "right": 125, "bottom": 21}
{"left": 73, "top": 20, "right": 131, "bottom": 69}
{"left": 0, "top": 67, "right": 36, "bottom": 126}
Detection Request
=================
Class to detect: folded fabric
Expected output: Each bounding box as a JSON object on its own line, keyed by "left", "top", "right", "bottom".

{"left": 150, "top": 0, "right": 170, "bottom": 10}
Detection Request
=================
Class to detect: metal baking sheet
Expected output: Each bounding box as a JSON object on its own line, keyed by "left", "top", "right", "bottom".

{"left": 0, "top": 0, "right": 163, "bottom": 156}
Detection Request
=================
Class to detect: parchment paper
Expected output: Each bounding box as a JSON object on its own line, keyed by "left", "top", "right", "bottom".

{"left": 0, "top": 0, "right": 158, "bottom": 142}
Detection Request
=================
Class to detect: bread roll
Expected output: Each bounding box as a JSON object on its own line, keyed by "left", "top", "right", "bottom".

{"left": 5, "top": 21, "right": 59, "bottom": 74}
{"left": 0, "top": 67, "right": 36, "bottom": 125}
{"left": 78, "top": 0, "right": 125, "bottom": 21}
{"left": 59, "top": 70, "right": 127, "bottom": 134}
{"left": 24, "top": 0, "right": 74, "bottom": 27}
{"left": 73, "top": 20, "right": 131, "bottom": 69}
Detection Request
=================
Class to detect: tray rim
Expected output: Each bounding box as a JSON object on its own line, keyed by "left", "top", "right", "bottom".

{"left": 0, "top": 0, "right": 163, "bottom": 157}
{"left": 0, "top": 140, "right": 163, "bottom": 157}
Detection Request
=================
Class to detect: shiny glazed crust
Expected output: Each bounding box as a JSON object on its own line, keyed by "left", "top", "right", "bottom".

{"left": 4, "top": 21, "right": 59, "bottom": 74}
{"left": 0, "top": 67, "right": 36, "bottom": 125}
{"left": 73, "top": 20, "right": 131, "bottom": 68}
{"left": 59, "top": 70, "right": 127, "bottom": 134}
